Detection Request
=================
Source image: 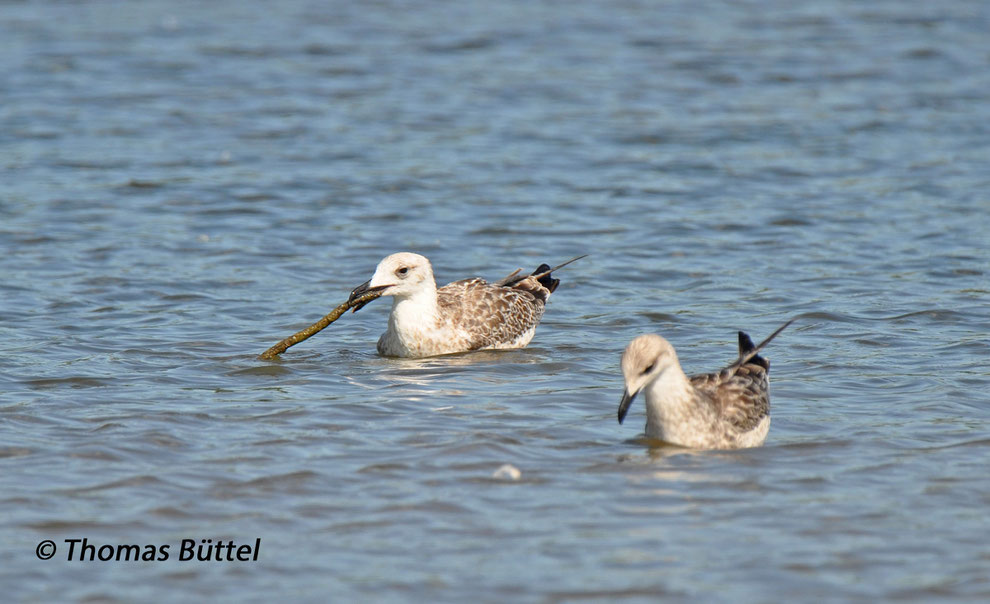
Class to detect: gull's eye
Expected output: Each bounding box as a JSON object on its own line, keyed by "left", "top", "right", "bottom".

{"left": 642, "top": 363, "right": 655, "bottom": 375}
{"left": 396, "top": 266, "right": 410, "bottom": 277}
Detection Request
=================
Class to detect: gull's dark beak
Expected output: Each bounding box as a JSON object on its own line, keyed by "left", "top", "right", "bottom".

{"left": 348, "top": 280, "right": 390, "bottom": 312}
{"left": 617, "top": 389, "right": 637, "bottom": 424}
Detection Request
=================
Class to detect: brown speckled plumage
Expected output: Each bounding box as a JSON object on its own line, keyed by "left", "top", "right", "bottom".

{"left": 434, "top": 275, "right": 550, "bottom": 352}
{"left": 684, "top": 332, "right": 772, "bottom": 435}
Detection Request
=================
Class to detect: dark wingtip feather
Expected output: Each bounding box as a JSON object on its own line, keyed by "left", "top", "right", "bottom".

{"left": 737, "top": 331, "right": 769, "bottom": 370}
{"left": 532, "top": 263, "right": 560, "bottom": 293}
{"left": 732, "top": 318, "right": 796, "bottom": 372}
{"left": 500, "top": 255, "right": 584, "bottom": 290}
{"left": 737, "top": 331, "right": 755, "bottom": 353}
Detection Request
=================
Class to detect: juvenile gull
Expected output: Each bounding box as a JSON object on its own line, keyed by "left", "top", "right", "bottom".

{"left": 617, "top": 320, "right": 793, "bottom": 449}
{"left": 347, "top": 252, "right": 581, "bottom": 358}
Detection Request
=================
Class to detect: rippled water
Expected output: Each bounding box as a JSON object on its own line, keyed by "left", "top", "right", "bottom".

{"left": 3, "top": 0, "right": 989, "bottom": 601}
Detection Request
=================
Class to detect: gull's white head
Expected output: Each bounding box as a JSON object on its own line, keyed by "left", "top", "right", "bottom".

{"left": 369, "top": 252, "right": 434, "bottom": 297}
{"left": 617, "top": 334, "right": 679, "bottom": 424}
{"left": 352, "top": 252, "right": 435, "bottom": 299}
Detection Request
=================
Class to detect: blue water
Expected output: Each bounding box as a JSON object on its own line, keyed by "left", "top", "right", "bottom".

{"left": 2, "top": 1, "right": 989, "bottom": 601}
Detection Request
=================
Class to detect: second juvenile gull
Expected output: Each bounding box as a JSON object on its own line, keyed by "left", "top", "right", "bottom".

{"left": 617, "top": 320, "right": 793, "bottom": 449}
{"left": 347, "top": 252, "right": 582, "bottom": 358}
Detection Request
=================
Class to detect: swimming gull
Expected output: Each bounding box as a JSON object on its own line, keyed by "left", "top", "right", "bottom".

{"left": 347, "top": 252, "right": 582, "bottom": 358}
{"left": 617, "top": 320, "right": 793, "bottom": 449}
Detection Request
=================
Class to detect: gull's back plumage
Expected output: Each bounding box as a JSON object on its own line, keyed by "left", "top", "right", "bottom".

{"left": 686, "top": 332, "right": 771, "bottom": 436}
{"left": 434, "top": 265, "right": 556, "bottom": 352}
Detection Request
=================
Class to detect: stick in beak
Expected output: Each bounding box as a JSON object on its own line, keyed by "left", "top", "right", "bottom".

{"left": 259, "top": 288, "right": 386, "bottom": 360}
{"left": 347, "top": 280, "right": 391, "bottom": 313}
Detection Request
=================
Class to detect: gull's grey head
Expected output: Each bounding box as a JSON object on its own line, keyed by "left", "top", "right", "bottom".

{"left": 349, "top": 252, "right": 435, "bottom": 310}
{"left": 617, "top": 334, "right": 679, "bottom": 424}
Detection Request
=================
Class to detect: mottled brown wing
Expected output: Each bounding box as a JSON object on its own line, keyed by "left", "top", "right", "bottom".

{"left": 437, "top": 278, "right": 546, "bottom": 349}
{"left": 689, "top": 362, "right": 770, "bottom": 432}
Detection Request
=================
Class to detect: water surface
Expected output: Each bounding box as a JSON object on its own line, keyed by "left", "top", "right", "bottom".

{"left": 2, "top": 1, "right": 989, "bottom": 601}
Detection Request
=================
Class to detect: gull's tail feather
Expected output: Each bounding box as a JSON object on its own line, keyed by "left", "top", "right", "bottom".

{"left": 737, "top": 331, "right": 769, "bottom": 370}
{"left": 530, "top": 254, "right": 587, "bottom": 282}
{"left": 532, "top": 263, "right": 560, "bottom": 294}
{"left": 499, "top": 254, "right": 587, "bottom": 289}
{"left": 729, "top": 318, "right": 796, "bottom": 372}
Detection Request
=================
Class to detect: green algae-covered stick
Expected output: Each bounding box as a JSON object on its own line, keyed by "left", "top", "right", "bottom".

{"left": 259, "top": 290, "right": 384, "bottom": 360}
